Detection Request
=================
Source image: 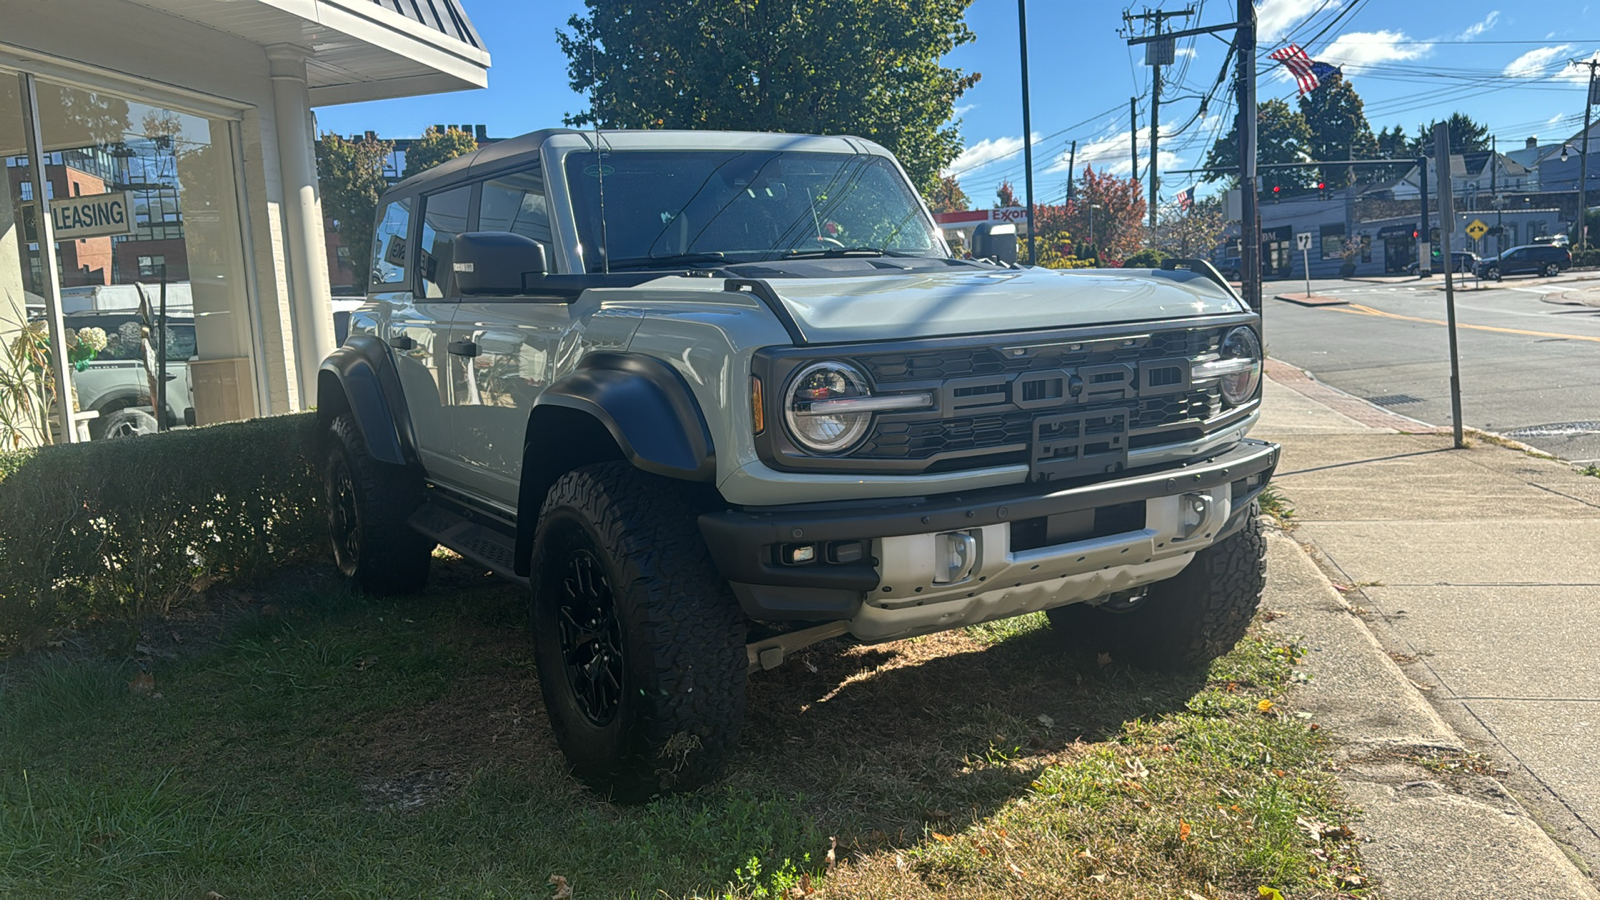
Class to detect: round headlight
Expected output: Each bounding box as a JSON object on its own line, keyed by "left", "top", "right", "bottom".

{"left": 784, "top": 362, "right": 872, "bottom": 453}
{"left": 1218, "top": 326, "right": 1262, "bottom": 405}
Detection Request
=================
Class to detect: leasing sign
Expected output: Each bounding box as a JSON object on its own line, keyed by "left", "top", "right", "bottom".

{"left": 34, "top": 191, "right": 137, "bottom": 240}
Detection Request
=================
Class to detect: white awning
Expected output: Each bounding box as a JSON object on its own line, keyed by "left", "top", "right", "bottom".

{"left": 124, "top": 0, "right": 490, "bottom": 104}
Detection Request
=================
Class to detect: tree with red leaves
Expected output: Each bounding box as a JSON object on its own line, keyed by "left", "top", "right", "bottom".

{"left": 1062, "top": 166, "right": 1146, "bottom": 263}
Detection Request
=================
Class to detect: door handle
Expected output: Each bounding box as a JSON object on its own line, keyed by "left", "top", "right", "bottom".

{"left": 390, "top": 335, "right": 416, "bottom": 351}
{"left": 448, "top": 339, "right": 479, "bottom": 358}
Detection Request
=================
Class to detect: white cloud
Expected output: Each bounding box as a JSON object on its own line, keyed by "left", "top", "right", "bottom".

{"left": 943, "top": 133, "right": 1040, "bottom": 177}
{"left": 1504, "top": 44, "right": 1572, "bottom": 77}
{"left": 1175, "top": 46, "right": 1197, "bottom": 58}
{"left": 953, "top": 103, "right": 976, "bottom": 117}
{"left": 1257, "top": 0, "right": 1338, "bottom": 45}
{"left": 1458, "top": 10, "right": 1499, "bottom": 40}
{"left": 1556, "top": 50, "right": 1600, "bottom": 83}
{"left": 1045, "top": 116, "right": 1218, "bottom": 179}
{"left": 1318, "top": 30, "right": 1429, "bottom": 72}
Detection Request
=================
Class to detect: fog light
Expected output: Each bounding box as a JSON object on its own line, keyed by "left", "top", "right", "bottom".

{"left": 828, "top": 540, "right": 865, "bottom": 564}
{"left": 1179, "top": 492, "right": 1212, "bottom": 539}
{"left": 782, "top": 543, "right": 817, "bottom": 565}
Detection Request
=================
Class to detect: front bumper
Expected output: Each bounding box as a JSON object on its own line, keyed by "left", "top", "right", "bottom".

{"left": 699, "top": 439, "right": 1279, "bottom": 632}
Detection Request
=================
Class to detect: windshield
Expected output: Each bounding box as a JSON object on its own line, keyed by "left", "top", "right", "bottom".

{"left": 563, "top": 149, "right": 947, "bottom": 270}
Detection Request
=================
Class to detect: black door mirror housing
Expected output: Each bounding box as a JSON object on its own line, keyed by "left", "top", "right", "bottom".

{"left": 971, "top": 222, "right": 1019, "bottom": 266}
{"left": 453, "top": 232, "right": 548, "bottom": 296}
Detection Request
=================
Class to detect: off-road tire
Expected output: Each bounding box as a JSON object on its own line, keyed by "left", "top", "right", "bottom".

{"left": 1045, "top": 505, "right": 1266, "bottom": 671}
{"left": 529, "top": 462, "right": 746, "bottom": 803}
{"left": 324, "top": 414, "right": 432, "bottom": 594}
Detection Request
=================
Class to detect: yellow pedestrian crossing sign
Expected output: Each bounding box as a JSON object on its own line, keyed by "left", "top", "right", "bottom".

{"left": 1466, "top": 219, "right": 1488, "bottom": 241}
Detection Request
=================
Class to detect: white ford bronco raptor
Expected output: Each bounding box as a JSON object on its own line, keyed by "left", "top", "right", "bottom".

{"left": 318, "top": 129, "right": 1277, "bottom": 801}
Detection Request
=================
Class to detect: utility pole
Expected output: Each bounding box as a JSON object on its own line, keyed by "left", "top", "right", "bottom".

{"left": 1236, "top": 0, "right": 1259, "bottom": 310}
{"left": 1418, "top": 154, "right": 1430, "bottom": 276}
{"left": 1492, "top": 135, "right": 1501, "bottom": 255}
{"left": 1122, "top": 1, "right": 1259, "bottom": 307}
{"left": 1130, "top": 97, "right": 1139, "bottom": 185}
{"left": 1065, "top": 139, "right": 1077, "bottom": 206}
{"left": 1574, "top": 58, "right": 1600, "bottom": 248}
{"left": 1125, "top": 7, "right": 1195, "bottom": 233}
{"left": 1018, "top": 0, "right": 1038, "bottom": 265}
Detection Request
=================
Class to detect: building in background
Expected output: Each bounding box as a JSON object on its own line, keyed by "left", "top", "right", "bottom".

{"left": 2, "top": 0, "right": 490, "bottom": 446}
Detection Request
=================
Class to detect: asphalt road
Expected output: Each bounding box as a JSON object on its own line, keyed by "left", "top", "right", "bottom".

{"left": 1261, "top": 273, "right": 1600, "bottom": 463}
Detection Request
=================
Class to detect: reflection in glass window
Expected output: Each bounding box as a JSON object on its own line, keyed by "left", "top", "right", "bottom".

{"left": 479, "top": 171, "right": 551, "bottom": 253}
{"left": 371, "top": 197, "right": 412, "bottom": 286}
{"left": 420, "top": 186, "right": 471, "bottom": 298}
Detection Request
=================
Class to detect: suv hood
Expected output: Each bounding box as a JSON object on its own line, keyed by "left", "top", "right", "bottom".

{"left": 759, "top": 267, "right": 1246, "bottom": 343}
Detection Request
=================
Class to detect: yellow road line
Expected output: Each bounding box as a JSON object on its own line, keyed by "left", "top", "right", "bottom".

{"left": 1332, "top": 303, "right": 1600, "bottom": 344}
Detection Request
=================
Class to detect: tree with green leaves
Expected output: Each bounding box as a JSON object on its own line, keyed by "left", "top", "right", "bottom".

{"left": 1298, "top": 72, "right": 1377, "bottom": 186}
{"left": 316, "top": 132, "right": 394, "bottom": 293}
{"left": 1413, "top": 113, "right": 1491, "bottom": 155}
{"left": 401, "top": 126, "right": 477, "bottom": 180}
{"left": 1203, "top": 99, "right": 1313, "bottom": 191}
{"left": 557, "top": 0, "right": 980, "bottom": 196}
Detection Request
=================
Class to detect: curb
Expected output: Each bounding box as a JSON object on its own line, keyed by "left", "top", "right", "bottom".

{"left": 1263, "top": 359, "right": 1443, "bottom": 433}
{"left": 1273, "top": 292, "right": 1349, "bottom": 307}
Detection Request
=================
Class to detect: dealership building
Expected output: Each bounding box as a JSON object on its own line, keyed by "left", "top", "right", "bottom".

{"left": 1, "top": 0, "right": 489, "bottom": 443}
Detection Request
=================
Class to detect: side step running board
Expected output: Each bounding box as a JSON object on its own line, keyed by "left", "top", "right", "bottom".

{"left": 410, "top": 500, "right": 527, "bottom": 588}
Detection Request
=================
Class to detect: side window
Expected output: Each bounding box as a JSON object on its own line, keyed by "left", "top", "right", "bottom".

{"left": 478, "top": 171, "right": 552, "bottom": 260}
{"left": 419, "top": 185, "right": 473, "bottom": 298}
{"left": 370, "top": 197, "right": 411, "bottom": 287}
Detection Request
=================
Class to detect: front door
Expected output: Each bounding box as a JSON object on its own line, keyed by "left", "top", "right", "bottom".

{"left": 442, "top": 170, "right": 566, "bottom": 507}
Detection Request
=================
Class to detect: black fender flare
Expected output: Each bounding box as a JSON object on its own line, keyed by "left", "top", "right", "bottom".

{"left": 316, "top": 335, "right": 416, "bottom": 467}
{"left": 513, "top": 352, "right": 716, "bottom": 574}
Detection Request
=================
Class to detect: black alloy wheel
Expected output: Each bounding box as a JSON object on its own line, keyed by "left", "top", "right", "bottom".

{"left": 326, "top": 452, "right": 361, "bottom": 570}
{"left": 529, "top": 462, "right": 747, "bottom": 802}
{"left": 550, "top": 528, "right": 626, "bottom": 727}
{"left": 323, "top": 414, "right": 432, "bottom": 594}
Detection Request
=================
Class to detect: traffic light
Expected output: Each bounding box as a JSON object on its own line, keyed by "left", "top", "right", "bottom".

{"left": 1272, "top": 185, "right": 1281, "bottom": 203}
{"left": 1317, "top": 181, "right": 1326, "bottom": 199}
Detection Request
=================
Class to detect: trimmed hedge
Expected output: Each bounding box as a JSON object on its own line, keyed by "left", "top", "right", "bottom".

{"left": 0, "top": 413, "right": 324, "bottom": 650}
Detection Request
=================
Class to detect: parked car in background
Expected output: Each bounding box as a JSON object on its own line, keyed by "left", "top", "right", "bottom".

{"left": 63, "top": 309, "right": 196, "bottom": 438}
{"left": 1476, "top": 244, "right": 1572, "bottom": 281}
{"left": 1407, "top": 250, "right": 1479, "bottom": 275}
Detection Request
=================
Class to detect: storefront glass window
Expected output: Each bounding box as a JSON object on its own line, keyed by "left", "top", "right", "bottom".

{"left": 0, "top": 75, "right": 50, "bottom": 447}
{"left": 2, "top": 78, "right": 257, "bottom": 440}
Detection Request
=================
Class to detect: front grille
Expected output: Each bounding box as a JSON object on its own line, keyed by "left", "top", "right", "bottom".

{"left": 860, "top": 328, "right": 1219, "bottom": 385}
{"left": 857, "top": 386, "right": 1223, "bottom": 460}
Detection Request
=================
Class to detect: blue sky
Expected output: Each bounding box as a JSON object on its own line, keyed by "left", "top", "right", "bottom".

{"left": 315, "top": 0, "right": 1600, "bottom": 205}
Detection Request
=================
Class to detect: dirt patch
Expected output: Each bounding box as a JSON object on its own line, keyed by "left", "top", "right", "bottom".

{"left": 348, "top": 639, "right": 558, "bottom": 796}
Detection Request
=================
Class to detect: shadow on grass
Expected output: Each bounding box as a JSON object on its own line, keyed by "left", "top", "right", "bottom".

{"left": 0, "top": 554, "right": 1223, "bottom": 898}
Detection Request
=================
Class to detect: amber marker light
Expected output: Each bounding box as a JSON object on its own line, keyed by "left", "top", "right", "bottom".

{"left": 751, "top": 376, "right": 765, "bottom": 434}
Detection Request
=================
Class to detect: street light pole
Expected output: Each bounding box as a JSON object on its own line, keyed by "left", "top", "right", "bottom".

{"left": 1018, "top": 0, "right": 1038, "bottom": 265}
{"left": 1577, "top": 59, "right": 1598, "bottom": 248}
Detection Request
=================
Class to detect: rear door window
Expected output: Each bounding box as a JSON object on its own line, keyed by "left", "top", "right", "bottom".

{"left": 371, "top": 198, "right": 412, "bottom": 287}
{"left": 419, "top": 185, "right": 473, "bottom": 298}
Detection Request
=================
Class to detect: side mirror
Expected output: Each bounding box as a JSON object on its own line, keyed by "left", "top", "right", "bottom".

{"left": 971, "top": 222, "right": 1019, "bottom": 266}
{"left": 453, "top": 232, "right": 548, "bottom": 296}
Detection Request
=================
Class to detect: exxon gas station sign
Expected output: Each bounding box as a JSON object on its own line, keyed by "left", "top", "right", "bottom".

{"left": 933, "top": 207, "right": 1030, "bottom": 228}
{"left": 26, "top": 191, "right": 137, "bottom": 241}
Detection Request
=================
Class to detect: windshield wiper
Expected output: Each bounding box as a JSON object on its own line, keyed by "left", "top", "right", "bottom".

{"left": 781, "top": 246, "right": 890, "bottom": 259}
{"left": 607, "top": 252, "right": 727, "bottom": 270}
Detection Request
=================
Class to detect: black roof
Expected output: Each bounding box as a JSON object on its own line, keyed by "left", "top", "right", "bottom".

{"left": 387, "top": 128, "right": 578, "bottom": 196}
{"left": 368, "top": 0, "right": 483, "bottom": 50}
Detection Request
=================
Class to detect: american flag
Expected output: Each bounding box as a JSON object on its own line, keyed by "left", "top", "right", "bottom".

{"left": 1177, "top": 186, "right": 1194, "bottom": 212}
{"left": 1268, "top": 44, "right": 1340, "bottom": 96}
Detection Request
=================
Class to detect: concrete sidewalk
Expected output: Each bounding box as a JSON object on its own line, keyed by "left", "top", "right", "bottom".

{"left": 1256, "top": 362, "right": 1600, "bottom": 898}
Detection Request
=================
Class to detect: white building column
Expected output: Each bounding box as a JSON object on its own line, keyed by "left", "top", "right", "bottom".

{"left": 267, "top": 44, "right": 334, "bottom": 406}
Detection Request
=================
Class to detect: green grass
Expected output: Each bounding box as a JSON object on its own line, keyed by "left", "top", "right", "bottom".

{"left": 0, "top": 558, "right": 1364, "bottom": 898}
{"left": 1258, "top": 487, "right": 1298, "bottom": 530}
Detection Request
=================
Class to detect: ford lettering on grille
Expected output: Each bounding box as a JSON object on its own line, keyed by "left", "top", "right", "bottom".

{"left": 935, "top": 357, "right": 1193, "bottom": 416}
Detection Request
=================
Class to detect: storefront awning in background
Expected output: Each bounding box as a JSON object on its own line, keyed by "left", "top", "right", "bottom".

{"left": 124, "top": 0, "right": 490, "bottom": 104}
